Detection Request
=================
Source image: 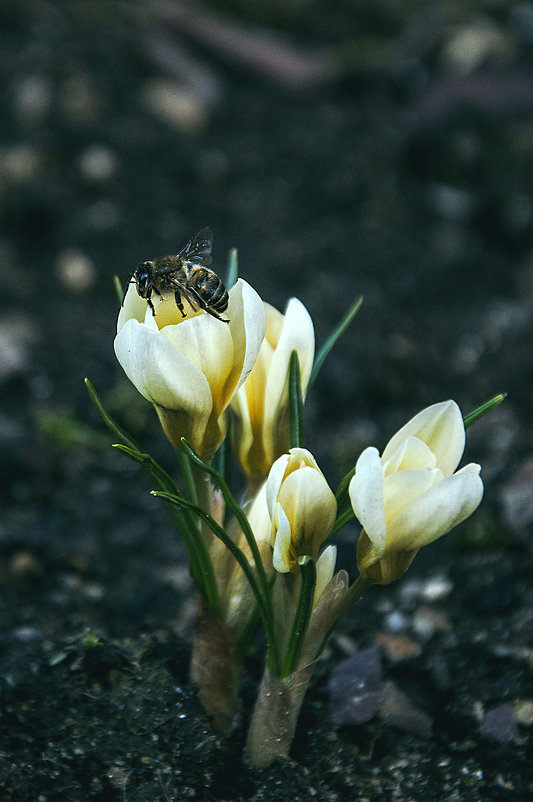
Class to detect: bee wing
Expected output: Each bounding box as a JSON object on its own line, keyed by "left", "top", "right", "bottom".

{"left": 177, "top": 227, "right": 213, "bottom": 268}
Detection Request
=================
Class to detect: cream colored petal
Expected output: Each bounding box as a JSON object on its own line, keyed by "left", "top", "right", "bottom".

{"left": 386, "top": 464, "right": 483, "bottom": 551}
{"left": 117, "top": 281, "right": 150, "bottom": 331}
{"left": 264, "top": 297, "right": 314, "bottom": 408}
{"left": 263, "top": 302, "right": 285, "bottom": 349}
{"left": 272, "top": 502, "right": 292, "bottom": 573}
{"left": 278, "top": 465, "right": 337, "bottom": 552}
{"left": 114, "top": 318, "right": 212, "bottom": 416}
{"left": 266, "top": 453, "right": 289, "bottom": 520}
{"left": 233, "top": 336, "right": 273, "bottom": 442}
{"left": 314, "top": 545, "right": 337, "bottom": 605}
{"left": 349, "top": 447, "right": 387, "bottom": 554}
{"left": 383, "top": 468, "right": 443, "bottom": 524}
{"left": 221, "top": 280, "right": 266, "bottom": 405}
{"left": 286, "top": 447, "right": 320, "bottom": 473}
{"left": 246, "top": 481, "right": 271, "bottom": 545}
{"left": 162, "top": 313, "right": 234, "bottom": 414}
{"left": 382, "top": 401, "right": 465, "bottom": 476}
{"left": 383, "top": 436, "right": 437, "bottom": 475}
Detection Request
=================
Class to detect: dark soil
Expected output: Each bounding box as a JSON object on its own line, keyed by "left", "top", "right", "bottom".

{"left": 1, "top": 2, "right": 532, "bottom": 800}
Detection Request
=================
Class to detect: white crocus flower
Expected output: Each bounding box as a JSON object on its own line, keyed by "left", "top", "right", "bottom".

{"left": 349, "top": 400, "right": 484, "bottom": 584}
{"left": 115, "top": 278, "right": 266, "bottom": 459}
{"left": 231, "top": 298, "right": 314, "bottom": 484}
{"left": 267, "top": 448, "right": 337, "bottom": 574}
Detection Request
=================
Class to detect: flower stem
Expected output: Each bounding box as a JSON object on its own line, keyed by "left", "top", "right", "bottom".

{"left": 245, "top": 663, "right": 314, "bottom": 767}
{"left": 190, "top": 598, "right": 242, "bottom": 731}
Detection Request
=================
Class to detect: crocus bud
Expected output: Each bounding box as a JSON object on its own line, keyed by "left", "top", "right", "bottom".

{"left": 267, "top": 448, "right": 337, "bottom": 574}
{"left": 115, "top": 278, "right": 266, "bottom": 459}
{"left": 231, "top": 298, "right": 314, "bottom": 484}
{"left": 349, "top": 400, "right": 484, "bottom": 584}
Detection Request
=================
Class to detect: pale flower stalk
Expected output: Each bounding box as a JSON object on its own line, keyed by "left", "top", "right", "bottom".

{"left": 245, "top": 448, "right": 339, "bottom": 767}
{"left": 231, "top": 298, "right": 314, "bottom": 484}
{"left": 115, "top": 278, "right": 266, "bottom": 460}
{"left": 349, "top": 400, "right": 484, "bottom": 584}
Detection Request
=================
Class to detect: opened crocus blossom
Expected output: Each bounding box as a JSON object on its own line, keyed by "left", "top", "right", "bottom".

{"left": 115, "top": 278, "right": 265, "bottom": 459}
{"left": 231, "top": 298, "right": 314, "bottom": 484}
{"left": 349, "top": 400, "right": 484, "bottom": 584}
{"left": 267, "top": 447, "right": 337, "bottom": 574}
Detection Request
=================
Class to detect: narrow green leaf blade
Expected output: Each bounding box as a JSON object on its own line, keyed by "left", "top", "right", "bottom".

{"left": 113, "top": 274, "right": 125, "bottom": 305}
{"left": 289, "top": 351, "right": 305, "bottom": 449}
{"left": 335, "top": 465, "right": 356, "bottom": 507}
{"left": 180, "top": 439, "right": 268, "bottom": 584}
{"left": 308, "top": 295, "right": 363, "bottom": 390}
{"left": 85, "top": 378, "right": 141, "bottom": 452}
{"left": 282, "top": 556, "right": 316, "bottom": 676}
{"left": 463, "top": 393, "right": 506, "bottom": 429}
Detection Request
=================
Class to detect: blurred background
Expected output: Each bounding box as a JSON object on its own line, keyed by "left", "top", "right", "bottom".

{"left": 1, "top": 1, "right": 533, "bottom": 797}
{"left": 1, "top": 0, "right": 533, "bottom": 678}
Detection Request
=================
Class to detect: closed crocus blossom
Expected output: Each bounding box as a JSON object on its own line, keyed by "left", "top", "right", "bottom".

{"left": 349, "top": 400, "right": 484, "bottom": 584}
{"left": 115, "top": 278, "right": 266, "bottom": 459}
{"left": 267, "top": 448, "right": 337, "bottom": 574}
{"left": 231, "top": 298, "right": 314, "bottom": 483}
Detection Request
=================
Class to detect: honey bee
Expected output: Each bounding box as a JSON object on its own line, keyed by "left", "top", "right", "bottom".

{"left": 126, "top": 227, "right": 229, "bottom": 323}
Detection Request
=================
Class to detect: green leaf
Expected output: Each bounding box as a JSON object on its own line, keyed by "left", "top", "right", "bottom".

{"left": 308, "top": 295, "right": 363, "bottom": 391}
{"left": 226, "top": 247, "right": 239, "bottom": 290}
{"left": 113, "top": 444, "right": 220, "bottom": 611}
{"left": 180, "top": 438, "right": 270, "bottom": 598}
{"left": 329, "top": 505, "right": 356, "bottom": 537}
{"left": 175, "top": 448, "right": 198, "bottom": 505}
{"left": 153, "top": 488, "right": 278, "bottom": 666}
{"left": 463, "top": 393, "right": 506, "bottom": 429}
{"left": 212, "top": 417, "right": 232, "bottom": 495}
{"left": 335, "top": 465, "right": 356, "bottom": 507}
{"left": 282, "top": 557, "right": 316, "bottom": 677}
{"left": 85, "top": 378, "right": 141, "bottom": 452}
{"left": 289, "top": 351, "right": 305, "bottom": 448}
{"left": 114, "top": 274, "right": 125, "bottom": 305}
{"left": 85, "top": 380, "right": 220, "bottom": 610}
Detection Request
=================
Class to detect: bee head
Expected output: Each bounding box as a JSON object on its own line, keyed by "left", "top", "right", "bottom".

{"left": 134, "top": 261, "right": 153, "bottom": 297}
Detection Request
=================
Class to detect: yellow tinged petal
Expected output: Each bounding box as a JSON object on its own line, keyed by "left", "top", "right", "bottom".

{"left": 386, "top": 465, "right": 483, "bottom": 551}
{"left": 382, "top": 400, "right": 465, "bottom": 476}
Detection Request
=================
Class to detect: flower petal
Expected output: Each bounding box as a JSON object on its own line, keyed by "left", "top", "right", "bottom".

{"left": 266, "top": 453, "right": 289, "bottom": 520}
{"left": 265, "top": 297, "right": 314, "bottom": 409}
{"left": 222, "top": 279, "right": 266, "bottom": 405}
{"left": 117, "top": 281, "right": 150, "bottom": 331}
{"left": 349, "top": 447, "right": 387, "bottom": 554}
{"left": 386, "top": 463, "right": 483, "bottom": 551}
{"left": 272, "top": 502, "right": 292, "bottom": 573}
{"left": 383, "top": 468, "right": 443, "bottom": 523}
{"left": 383, "top": 436, "right": 437, "bottom": 475}
{"left": 114, "top": 318, "right": 212, "bottom": 415}
{"left": 161, "top": 313, "right": 234, "bottom": 415}
{"left": 278, "top": 465, "right": 336, "bottom": 554}
{"left": 382, "top": 400, "right": 465, "bottom": 476}
{"left": 314, "top": 545, "right": 337, "bottom": 604}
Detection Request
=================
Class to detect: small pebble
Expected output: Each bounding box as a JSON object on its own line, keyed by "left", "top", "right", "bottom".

{"left": 412, "top": 607, "right": 452, "bottom": 640}
{"left": 55, "top": 249, "right": 96, "bottom": 293}
{"left": 513, "top": 699, "right": 533, "bottom": 727}
{"left": 480, "top": 703, "right": 520, "bottom": 743}
{"left": 375, "top": 632, "right": 422, "bottom": 662}
{"left": 328, "top": 647, "right": 382, "bottom": 726}
{"left": 380, "top": 680, "right": 432, "bottom": 736}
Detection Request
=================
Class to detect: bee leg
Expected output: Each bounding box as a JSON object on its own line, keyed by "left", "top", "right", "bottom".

{"left": 174, "top": 288, "right": 187, "bottom": 318}
{"left": 205, "top": 307, "right": 230, "bottom": 324}
{"left": 146, "top": 289, "right": 157, "bottom": 317}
